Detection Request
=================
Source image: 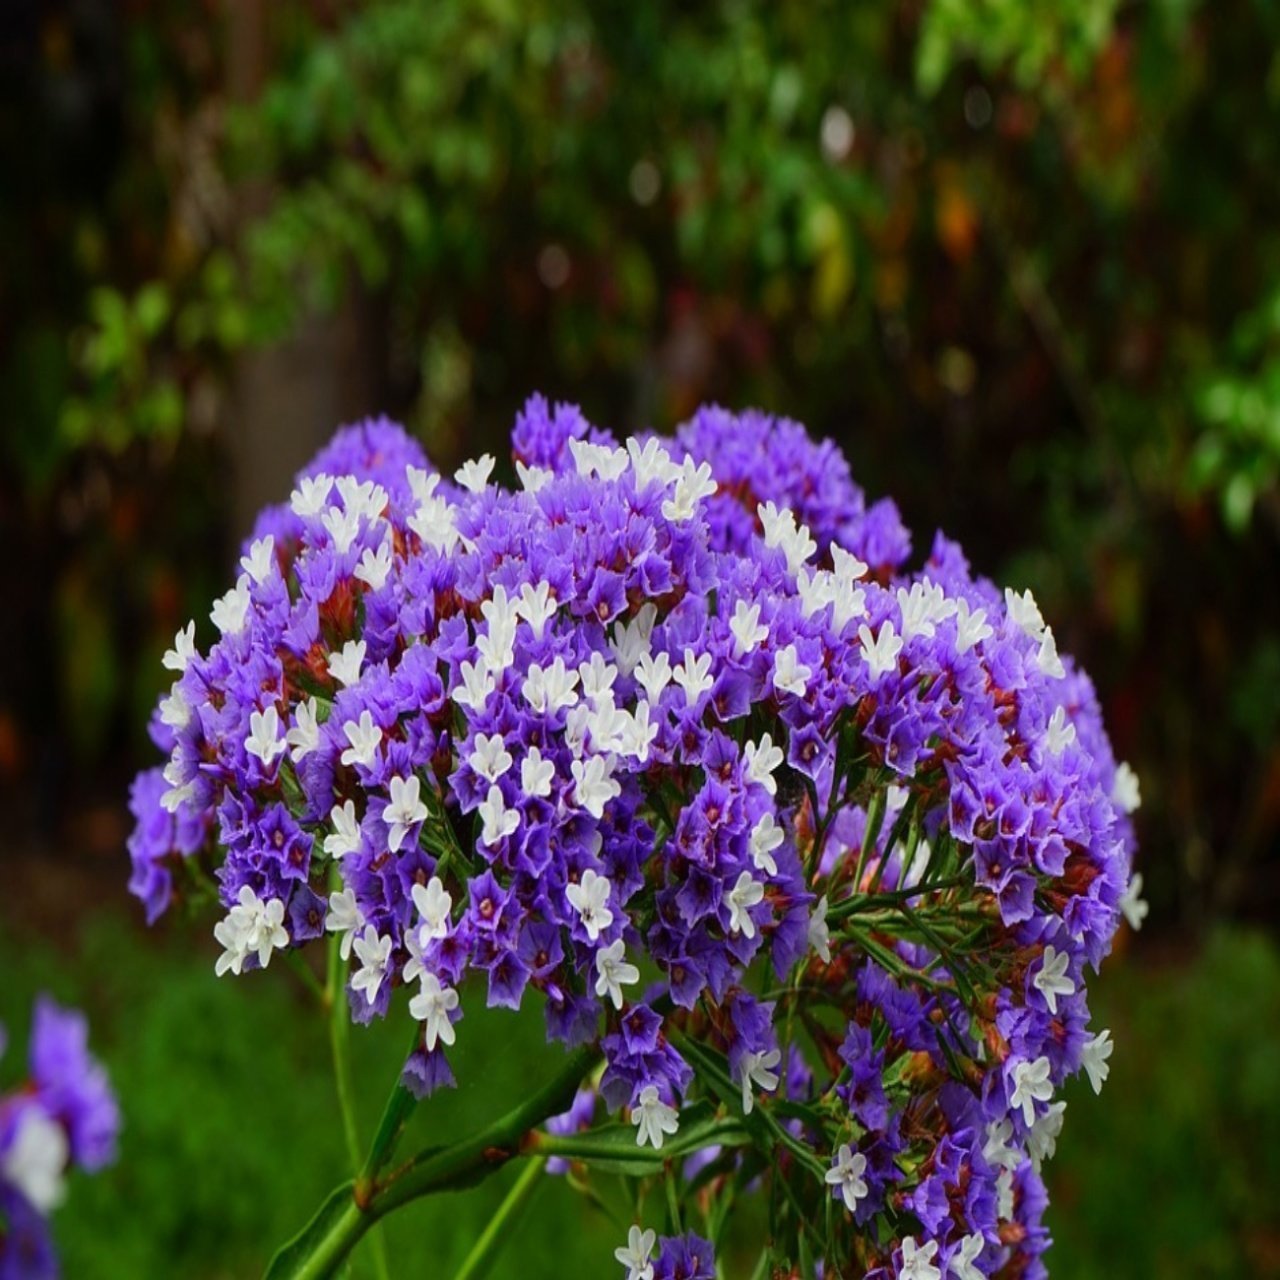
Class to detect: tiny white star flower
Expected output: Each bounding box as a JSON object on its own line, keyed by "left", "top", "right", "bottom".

{"left": 162, "top": 620, "right": 198, "bottom": 673}
{"left": 322, "top": 504, "right": 362, "bottom": 555}
{"left": 211, "top": 576, "right": 251, "bottom": 636}
{"left": 631, "top": 1085, "right": 680, "bottom": 1150}
{"left": 729, "top": 599, "right": 769, "bottom": 656}
{"left": 614, "top": 1224, "right": 657, "bottom": 1280}
{"left": 409, "top": 971, "right": 460, "bottom": 1050}
{"left": 1005, "top": 587, "right": 1046, "bottom": 641}
{"left": 478, "top": 784, "right": 519, "bottom": 848}
{"left": 323, "top": 800, "right": 363, "bottom": 859}
{"left": 749, "top": 813, "right": 785, "bottom": 876}
{"left": 635, "top": 649, "right": 673, "bottom": 701}
{"left": 724, "top": 871, "right": 765, "bottom": 939}
{"left": 757, "top": 501, "right": 816, "bottom": 575}
{"left": 661, "top": 457, "right": 716, "bottom": 521}
{"left": 1044, "top": 705, "right": 1077, "bottom": 755}
{"left": 515, "top": 461, "right": 552, "bottom": 493}
{"left": 351, "top": 925, "right": 393, "bottom": 1005}
{"left": 287, "top": 697, "right": 322, "bottom": 763}
{"left": 354, "top": 537, "right": 394, "bottom": 590}
{"left": 240, "top": 535, "right": 276, "bottom": 585}
{"left": 1119, "top": 871, "right": 1149, "bottom": 930}
{"left": 245, "top": 706, "right": 287, "bottom": 768}
{"left": 565, "top": 868, "right": 614, "bottom": 941}
{"left": 1113, "top": 761, "right": 1141, "bottom": 814}
{"left": 454, "top": 659, "right": 496, "bottom": 711}
{"left": 672, "top": 647, "right": 714, "bottom": 706}
{"left": 737, "top": 1048, "right": 781, "bottom": 1115}
{"left": 569, "top": 439, "right": 629, "bottom": 481}
{"left": 1010, "top": 1055, "right": 1054, "bottom": 1126}
{"left": 454, "top": 454, "right": 496, "bottom": 492}
{"left": 571, "top": 755, "right": 620, "bottom": 819}
{"left": 824, "top": 1143, "right": 868, "bottom": 1213}
{"left": 523, "top": 657, "right": 580, "bottom": 715}
{"left": 609, "top": 604, "right": 657, "bottom": 676}
{"left": 339, "top": 711, "right": 382, "bottom": 769}
{"left": 594, "top": 938, "right": 640, "bottom": 1010}
{"left": 409, "top": 496, "right": 459, "bottom": 554}
{"left": 1032, "top": 944, "right": 1075, "bottom": 1015}
{"left": 743, "top": 733, "right": 784, "bottom": 796}
{"left": 325, "top": 887, "right": 363, "bottom": 960}
{"left": 618, "top": 701, "right": 659, "bottom": 763}
{"left": 626, "top": 436, "right": 681, "bottom": 490}
{"left": 982, "top": 1118, "right": 1021, "bottom": 1172}
{"left": 406, "top": 466, "right": 440, "bottom": 504}
{"left": 580, "top": 652, "right": 619, "bottom": 705}
{"left": 1027, "top": 1099, "right": 1066, "bottom": 1171}
{"left": 948, "top": 1233, "right": 985, "bottom": 1280}
{"left": 772, "top": 643, "right": 812, "bottom": 697}
{"left": 897, "top": 580, "right": 946, "bottom": 641}
{"left": 520, "top": 746, "right": 555, "bottom": 799}
{"left": 384, "top": 774, "right": 429, "bottom": 853}
{"left": 515, "top": 580, "right": 558, "bottom": 638}
{"left": 328, "top": 640, "right": 366, "bottom": 687}
{"left": 411, "top": 877, "right": 453, "bottom": 943}
{"left": 808, "top": 894, "right": 831, "bottom": 963}
{"left": 1, "top": 1107, "right": 68, "bottom": 1214}
{"left": 469, "top": 732, "right": 514, "bottom": 783}
{"left": 954, "top": 598, "right": 994, "bottom": 654}
{"left": 159, "top": 688, "right": 190, "bottom": 731}
{"left": 1081, "top": 1029, "right": 1113, "bottom": 1095}
{"left": 859, "top": 620, "right": 903, "bottom": 678}
{"left": 831, "top": 543, "right": 869, "bottom": 583}
{"left": 1037, "top": 626, "right": 1066, "bottom": 679}
{"left": 899, "top": 1237, "right": 941, "bottom": 1280}
{"left": 335, "top": 476, "right": 387, "bottom": 522}
{"left": 214, "top": 886, "right": 289, "bottom": 976}
{"left": 290, "top": 473, "right": 333, "bottom": 518}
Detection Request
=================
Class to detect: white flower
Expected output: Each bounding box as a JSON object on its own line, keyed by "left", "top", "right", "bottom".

{"left": 1005, "top": 587, "right": 1046, "bottom": 641}
{"left": 614, "top": 1224, "right": 657, "bottom": 1280}
{"left": 635, "top": 650, "right": 673, "bottom": 701}
{"left": 409, "top": 971, "right": 460, "bottom": 1050}
{"left": 954, "top": 598, "right": 994, "bottom": 654}
{"left": 454, "top": 454, "right": 496, "bottom": 492}
{"left": 478, "top": 784, "right": 519, "bottom": 848}
{"left": 290, "top": 473, "right": 333, "bottom": 518}
{"left": 340, "top": 711, "right": 382, "bottom": 769}
{"left": 240, "top": 535, "right": 276, "bottom": 585}
{"left": 454, "top": 659, "right": 496, "bottom": 711}
{"left": 335, "top": 476, "right": 387, "bottom": 522}
{"left": 996, "top": 1168, "right": 1016, "bottom": 1221}
{"left": 162, "top": 620, "right": 197, "bottom": 673}
{"left": 808, "top": 894, "right": 831, "bottom": 963}
{"left": 948, "top": 1232, "right": 986, "bottom": 1280}
{"left": 899, "top": 1237, "right": 941, "bottom": 1280}
{"left": 772, "top": 644, "right": 811, "bottom": 697}
{"left": 570, "top": 439, "right": 629, "bottom": 481}
{"left": 661, "top": 457, "right": 716, "bottom": 521}
{"left": 580, "top": 652, "right": 619, "bottom": 705}
{"left": 1, "top": 1107, "right": 68, "bottom": 1213}
{"left": 565, "top": 868, "right": 614, "bottom": 941}
{"left": 631, "top": 1085, "right": 680, "bottom": 1150}
{"left": 407, "top": 466, "right": 441, "bottom": 505}
{"left": 350, "top": 925, "right": 393, "bottom": 1005}
{"left": 724, "top": 871, "right": 765, "bottom": 939}
{"left": 516, "top": 460, "right": 552, "bottom": 492}
{"left": 1081, "top": 1029, "right": 1113, "bottom": 1095}
{"left": 571, "top": 755, "right": 620, "bottom": 819}
{"left": 479, "top": 586, "right": 519, "bottom": 673}
{"left": 287, "top": 697, "right": 322, "bottom": 763}
{"left": 594, "top": 939, "right": 640, "bottom": 1009}
{"left": 627, "top": 437, "right": 681, "bottom": 490}
{"left": 323, "top": 801, "right": 363, "bottom": 859}
{"left": 618, "top": 702, "right": 659, "bottom": 763}
{"left": 516, "top": 581, "right": 557, "bottom": 638}
{"left": 1044, "top": 705, "right": 1077, "bottom": 755}
{"left": 1032, "top": 944, "right": 1075, "bottom": 1015}
{"left": 737, "top": 1048, "right": 781, "bottom": 1115}
{"left": 749, "top": 813, "right": 784, "bottom": 876}
{"left": 897, "top": 580, "right": 954, "bottom": 641}
{"left": 214, "top": 886, "right": 289, "bottom": 976}
{"left": 384, "top": 775, "right": 429, "bottom": 853}
{"left": 354, "top": 538, "right": 394, "bottom": 590}
{"left": 831, "top": 543, "right": 868, "bottom": 583}
{"left": 410, "top": 496, "right": 459, "bottom": 554}
{"left": 1113, "top": 761, "right": 1142, "bottom": 814}
{"left": 520, "top": 746, "right": 555, "bottom": 799}
{"left": 1027, "top": 1099, "right": 1066, "bottom": 1171}
{"left": 211, "top": 576, "right": 251, "bottom": 636}
{"left": 982, "top": 1119, "right": 1021, "bottom": 1172}
{"left": 412, "top": 877, "right": 453, "bottom": 943}
{"left": 523, "top": 657, "right": 580, "bottom": 715}
{"left": 469, "top": 732, "right": 514, "bottom": 783}
{"left": 609, "top": 605, "right": 657, "bottom": 676}
{"left": 322, "top": 504, "right": 362, "bottom": 554}
{"left": 672, "top": 647, "right": 714, "bottom": 706}
{"left": 824, "top": 1143, "right": 868, "bottom": 1213}
{"left": 159, "top": 688, "right": 190, "bottom": 731}
{"left": 859, "top": 620, "right": 903, "bottom": 678}
{"left": 729, "top": 599, "right": 768, "bottom": 656}
{"left": 325, "top": 888, "right": 363, "bottom": 960}
{"left": 743, "top": 733, "right": 784, "bottom": 795}
{"left": 1037, "top": 626, "right": 1066, "bottom": 679}
{"left": 328, "top": 640, "right": 366, "bottom": 687}
{"left": 245, "top": 706, "right": 287, "bottom": 768}
{"left": 1119, "top": 871, "right": 1149, "bottom": 930}
{"left": 757, "top": 501, "right": 816, "bottom": 575}
{"left": 1009, "top": 1055, "right": 1054, "bottom": 1126}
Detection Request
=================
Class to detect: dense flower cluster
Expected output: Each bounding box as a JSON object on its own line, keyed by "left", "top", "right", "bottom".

{"left": 0, "top": 1000, "right": 119, "bottom": 1280}
{"left": 130, "top": 398, "right": 1143, "bottom": 1276}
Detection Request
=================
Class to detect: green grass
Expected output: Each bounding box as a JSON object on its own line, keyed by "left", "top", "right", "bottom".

{"left": 2, "top": 917, "right": 1278, "bottom": 1278}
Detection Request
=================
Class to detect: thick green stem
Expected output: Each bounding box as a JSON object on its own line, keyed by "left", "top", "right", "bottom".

{"left": 450, "top": 1157, "right": 547, "bottom": 1280}
{"left": 326, "top": 931, "right": 363, "bottom": 1174}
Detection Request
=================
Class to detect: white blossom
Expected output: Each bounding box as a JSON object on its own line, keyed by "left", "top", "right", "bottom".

{"left": 1113, "top": 761, "right": 1142, "bottom": 814}
{"left": 478, "top": 784, "right": 519, "bottom": 848}
{"left": 1032, "top": 944, "right": 1076, "bottom": 1015}
{"left": 614, "top": 1224, "right": 657, "bottom": 1280}
{"left": 240, "top": 535, "right": 276, "bottom": 585}
{"left": 162, "top": 621, "right": 197, "bottom": 673}
{"left": 214, "top": 886, "right": 289, "bottom": 976}
{"left": 340, "top": 711, "right": 382, "bottom": 769}
{"left": 1037, "top": 626, "right": 1066, "bottom": 679}
{"left": 594, "top": 939, "right": 640, "bottom": 1010}
{"left": 635, "top": 650, "right": 673, "bottom": 701}
{"left": 749, "top": 813, "right": 784, "bottom": 876}
{"left": 824, "top": 1143, "right": 868, "bottom": 1213}
{"left": 290, "top": 473, "right": 333, "bottom": 518}
{"left": 1027, "top": 1099, "right": 1067, "bottom": 1171}
{"left": 384, "top": 774, "right": 429, "bottom": 853}
{"left": 899, "top": 1237, "right": 941, "bottom": 1280}
{"left": 729, "top": 599, "right": 769, "bottom": 656}
{"left": 515, "top": 460, "right": 552, "bottom": 493}
{"left": 1, "top": 1107, "right": 68, "bottom": 1213}
{"left": 287, "top": 697, "right": 322, "bottom": 763}
{"left": 211, "top": 576, "right": 251, "bottom": 636}
{"left": 627, "top": 437, "right": 681, "bottom": 490}
{"left": 565, "top": 868, "right": 614, "bottom": 941}
{"left": 454, "top": 659, "right": 496, "bottom": 711}
{"left": 245, "top": 706, "right": 287, "bottom": 768}
{"left": 661, "top": 457, "right": 716, "bottom": 521}
{"left": 470, "top": 732, "right": 514, "bottom": 783}
{"left": 350, "top": 925, "right": 393, "bottom": 1005}
{"left": 1119, "top": 871, "right": 1149, "bottom": 930}
{"left": 743, "top": 733, "right": 784, "bottom": 795}
{"left": 808, "top": 894, "right": 831, "bottom": 963}
{"left": 954, "top": 598, "right": 994, "bottom": 654}
{"left": 724, "top": 871, "right": 765, "bottom": 939}
{"left": 1005, "top": 587, "right": 1046, "bottom": 641}
{"left": 631, "top": 1085, "right": 680, "bottom": 1150}
{"left": 354, "top": 538, "right": 394, "bottom": 590}
{"left": 673, "top": 647, "right": 714, "bottom": 705}
{"left": 1009, "top": 1055, "right": 1054, "bottom": 1126}
{"left": 322, "top": 504, "right": 362, "bottom": 554}
{"left": 610, "top": 604, "right": 657, "bottom": 675}
{"left": 411, "top": 877, "right": 453, "bottom": 943}
{"left": 454, "top": 454, "right": 496, "bottom": 492}
{"left": 772, "top": 644, "right": 812, "bottom": 697}
{"left": 323, "top": 800, "right": 363, "bottom": 859}
{"left": 580, "top": 653, "right": 619, "bottom": 705}
{"left": 737, "top": 1048, "right": 781, "bottom": 1115}
{"left": 515, "top": 580, "right": 557, "bottom": 638}
{"left": 1081, "top": 1029, "right": 1114, "bottom": 1094}
{"left": 409, "top": 971, "right": 460, "bottom": 1051}
{"left": 948, "top": 1233, "right": 986, "bottom": 1280}
{"left": 523, "top": 658, "right": 580, "bottom": 715}
{"left": 325, "top": 888, "right": 363, "bottom": 961}
{"left": 859, "top": 620, "right": 903, "bottom": 678}
{"left": 328, "top": 640, "right": 366, "bottom": 687}
{"left": 520, "top": 746, "right": 555, "bottom": 799}
{"left": 571, "top": 755, "right": 620, "bottom": 819}
{"left": 1044, "top": 705, "right": 1077, "bottom": 755}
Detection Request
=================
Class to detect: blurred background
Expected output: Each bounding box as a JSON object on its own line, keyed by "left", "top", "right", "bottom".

{"left": 1, "top": 1, "right": 1279, "bottom": 1276}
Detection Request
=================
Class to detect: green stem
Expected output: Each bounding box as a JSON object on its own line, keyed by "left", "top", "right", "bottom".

{"left": 327, "top": 930, "right": 363, "bottom": 1176}
{"left": 451, "top": 1158, "right": 547, "bottom": 1280}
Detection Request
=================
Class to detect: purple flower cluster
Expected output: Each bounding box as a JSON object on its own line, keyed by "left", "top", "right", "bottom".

{"left": 0, "top": 1000, "right": 119, "bottom": 1280}
{"left": 130, "top": 397, "right": 1141, "bottom": 1276}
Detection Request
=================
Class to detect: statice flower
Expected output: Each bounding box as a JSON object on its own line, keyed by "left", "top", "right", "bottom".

{"left": 0, "top": 1000, "right": 119, "bottom": 1279}
{"left": 131, "top": 398, "right": 1140, "bottom": 1276}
